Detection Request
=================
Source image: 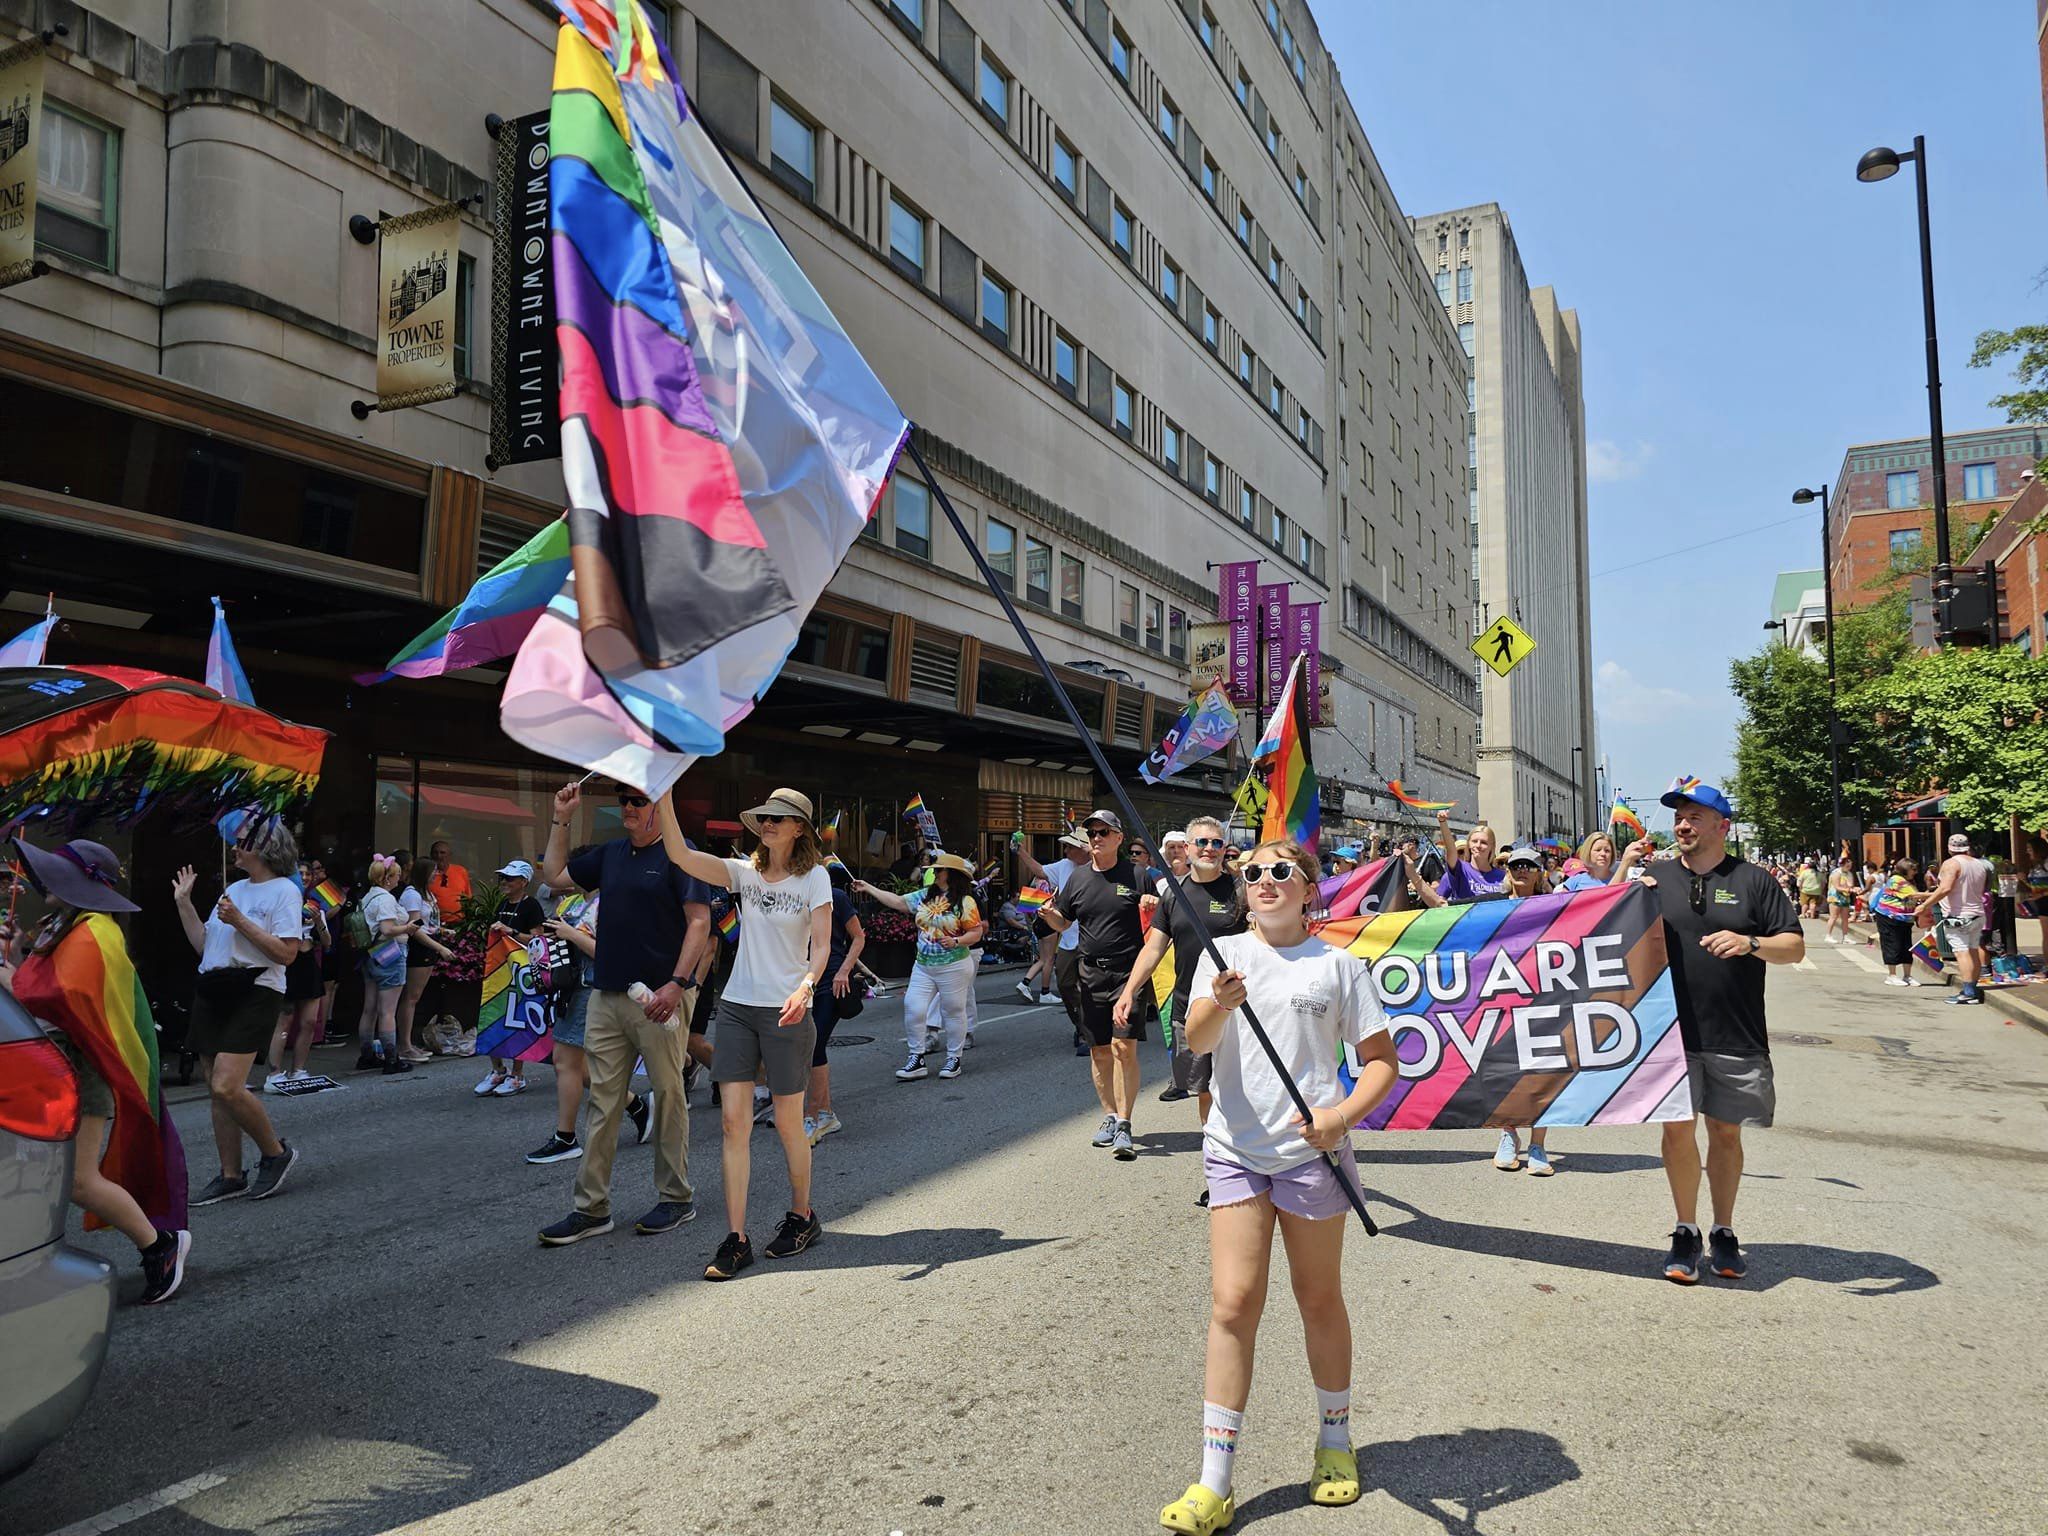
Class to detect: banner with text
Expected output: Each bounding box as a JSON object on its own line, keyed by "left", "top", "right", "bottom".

{"left": 472, "top": 932, "right": 555, "bottom": 1063}
{"left": 1218, "top": 561, "right": 1258, "bottom": 704}
{"left": 1258, "top": 582, "right": 1288, "bottom": 714}
{"left": 489, "top": 109, "right": 560, "bottom": 466}
{"left": 0, "top": 40, "right": 44, "bottom": 289}
{"left": 1286, "top": 599, "right": 1322, "bottom": 725}
{"left": 1318, "top": 883, "right": 1688, "bottom": 1130}
{"left": 1140, "top": 680, "right": 1239, "bottom": 784}
{"left": 376, "top": 201, "right": 463, "bottom": 409}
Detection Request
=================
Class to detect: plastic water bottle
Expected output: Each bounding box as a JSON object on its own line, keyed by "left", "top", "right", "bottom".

{"left": 628, "top": 980, "right": 679, "bottom": 1031}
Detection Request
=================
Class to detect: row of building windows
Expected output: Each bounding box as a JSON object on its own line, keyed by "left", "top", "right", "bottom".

{"left": 1885, "top": 463, "right": 2001, "bottom": 507}
{"left": 1340, "top": 584, "right": 1479, "bottom": 710}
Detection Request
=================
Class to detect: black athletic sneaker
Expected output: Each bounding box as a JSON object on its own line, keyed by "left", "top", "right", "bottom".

{"left": 1707, "top": 1227, "right": 1747, "bottom": 1280}
{"left": 191, "top": 1173, "right": 248, "bottom": 1206}
{"left": 1663, "top": 1226, "right": 1703, "bottom": 1285}
{"left": 380, "top": 1056, "right": 414, "bottom": 1076}
{"left": 626, "top": 1092, "right": 652, "bottom": 1146}
{"left": 704, "top": 1230, "right": 755, "bottom": 1280}
{"left": 764, "top": 1208, "right": 822, "bottom": 1259}
{"left": 538, "top": 1211, "right": 613, "bottom": 1246}
{"left": 139, "top": 1230, "right": 190, "bottom": 1305}
{"left": 248, "top": 1141, "right": 299, "bottom": 1201}
{"left": 353, "top": 1050, "right": 382, "bottom": 1072}
{"left": 525, "top": 1132, "right": 583, "bottom": 1165}
{"left": 634, "top": 1199, "right": 697, "bottom": 1235}
{"left": 1158, "top": 1086, "right": 1191, "bottom": 1102}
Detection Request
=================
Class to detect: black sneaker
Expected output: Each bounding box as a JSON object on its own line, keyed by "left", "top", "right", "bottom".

{"left": 1195, "top": 1187, "right": 1211, "bottom": 1208}
{"left": 1158, "top": 1086, "right": 1191, "bottom": 1102}
{"left": 381, "top": 1056, "right": 414, "bottom": 1076}
{"left": 1708, "top": 1227, "right": 1747, "bottom": 1280}
{"left": 764, "top": 1208, "right": 821, "bottom": 1259}
{"left": 704, "top": 1230, "right": 755, "bottom": 1280}
{"left": 1663, "top": 1226, "right": 1703, "bottom": 1285}
{"left": 626, "top": 1093, "right": 652, "bottom": 1146}
{"left": 539, "top": 1210, "right": 613, "bottom": 1246}
{"left": 353, "top": 1050, "right": 382, "bottom": 1072}
{"left": 634, "top": 1199, "right": 697, "bottom": 1235}
{"left": 191, "top": 1173, "right": 248, "bottom": 1206}
{"left": 139, "top": 1230, "right": 190, "bottom": 1305}
{"left": 248, "top": 1141, "right": 299, "bottom": 1201}
{"left": 525, "top": 1132, "right": 583, "bottom": 1165}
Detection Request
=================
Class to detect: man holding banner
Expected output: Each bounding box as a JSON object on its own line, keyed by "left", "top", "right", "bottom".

{"left": 1628, "top": 777, "right": 1803, "bottom": 1285}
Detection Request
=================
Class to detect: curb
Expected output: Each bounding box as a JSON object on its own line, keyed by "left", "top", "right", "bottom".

{"left": 1845, "top": 919, "right": 2048, "bottom": 1040}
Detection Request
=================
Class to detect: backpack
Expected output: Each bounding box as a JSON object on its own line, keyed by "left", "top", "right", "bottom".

{"left": 342, "top": 897, "right": 373, "bottom": 951}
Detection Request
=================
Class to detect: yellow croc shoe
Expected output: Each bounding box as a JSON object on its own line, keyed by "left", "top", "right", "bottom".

{"left": 1160, "top": 1483, "right": 1235, "bottom": 1534}
{"left": 1310, "top": 1445, "right": 1361, "bottom": 1506}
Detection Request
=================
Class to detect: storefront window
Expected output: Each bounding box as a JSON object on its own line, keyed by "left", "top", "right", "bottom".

{"left": 976, "top": 658, "right": 1103, "bottom": 730}
{"left": 790, "top": 610, "right": 891, "bottom": 683}
{"left": 373, "top": 756, "right": 624, "bottom": 888}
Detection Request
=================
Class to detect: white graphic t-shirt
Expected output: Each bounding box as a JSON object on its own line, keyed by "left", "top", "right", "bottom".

{"left": 719, "top": 858, "right": 833, "bottom": 1008}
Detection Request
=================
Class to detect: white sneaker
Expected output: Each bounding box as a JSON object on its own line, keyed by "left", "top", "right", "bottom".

{"left": 492, "top": 1075, "right": 527, "bottom": 1096}
{"left": 264, "top": 1071, "right": 291, "bottom": 1094}
{"left": 475, "top": 1071, "right": 505, "bottom": 1096}
{"left": 1884, "top": 976, "right": 1909, "bottom": 987}
{"left": 1904, "top": 977, "right": 1922, "bottom": 987}
{"left": 812, "top": 1110, "right": 843, "bottom": 1141}
{"left": 1493, "top": 1130, "right": 1522, "bottom": 1170}
{"left": 1015, "top": 979, "right": 1036, "bottom": 1001}
{"left": 752, "top": 1093, "right": 775, "bottom": 1126}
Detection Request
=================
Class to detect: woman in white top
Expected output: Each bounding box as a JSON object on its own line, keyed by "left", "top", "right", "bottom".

{"left": 397, "top": 855, "right": 453, "bottom": 1062}
{"left": 357, "top": 854, "right": 426, "bottom": 1076}
{"left": 1161, "top": 839, "right": 1398, "bottom": 1536}
{"left": 662, "top": 787, "right": 833, "bottom": 1281}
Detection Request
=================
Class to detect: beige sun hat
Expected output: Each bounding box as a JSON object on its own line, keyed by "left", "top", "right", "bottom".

{"left": 927, "top": 851, "right": 975, "bottom": 876}
{"left": 741, "top": 787, "right": 815, "bottom": 836}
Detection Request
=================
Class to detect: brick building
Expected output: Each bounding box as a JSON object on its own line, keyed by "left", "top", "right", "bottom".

{"left": 1824, "top": 425, "right": 2047, "bottom": 607}
{"left": 1975, "top": 475, "right": 2048, "bottom": 654}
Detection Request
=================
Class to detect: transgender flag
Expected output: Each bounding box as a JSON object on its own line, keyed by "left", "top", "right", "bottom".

{"left": 503, "top": 0, "right": 909, "bottom": 794}
{"left": 0, "top": 598, "right": 55, "bottom": 666}
{"left": 206, "top": 596, "right": 254, "bottom": 704}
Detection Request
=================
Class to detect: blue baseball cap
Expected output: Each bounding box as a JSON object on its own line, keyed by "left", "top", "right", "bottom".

{"left": 1334, "top": 844, "right": 1362, "bottom": 859}
{"left": 1659, "top": 775, "right": 1734, "bottom": 818}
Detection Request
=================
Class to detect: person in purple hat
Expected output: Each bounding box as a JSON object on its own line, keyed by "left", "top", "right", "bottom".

{"left": 1619, "top": 776, "right": 1802, "bottom": 1284}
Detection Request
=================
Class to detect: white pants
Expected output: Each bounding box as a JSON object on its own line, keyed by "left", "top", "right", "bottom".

{"left": 964, "top": 948, "right": 980, "bottom": 1030}
{"left": 904, "top": 959, "right": 974, "bottom": 1056}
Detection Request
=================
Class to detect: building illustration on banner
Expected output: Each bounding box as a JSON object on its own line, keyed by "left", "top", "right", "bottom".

{"left": 388, "top": 249, "right": 450, "bottom": 328}
{"left": 0, "top": 94, "right": 27, "bottom": 165}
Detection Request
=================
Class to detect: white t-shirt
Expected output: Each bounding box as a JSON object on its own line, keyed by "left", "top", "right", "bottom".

{"left": 199, "top": 876, "right": 306, "bottom": 993}
{"left": 398, "top": 885, "right": 431, "bottom": 929}
{"left": 720, "top": 858, "right": 833, "bottom": 1008}
{"left": 1040, "top": 857, "right": 1083, "bottom": 952}
{"left": 1189, "top": 931, "right": 1389, "bottom": 1174}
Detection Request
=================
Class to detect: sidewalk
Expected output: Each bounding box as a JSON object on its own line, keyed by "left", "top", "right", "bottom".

{"left": 1845, "top": 916, "right": 2048, "bottom": 1039}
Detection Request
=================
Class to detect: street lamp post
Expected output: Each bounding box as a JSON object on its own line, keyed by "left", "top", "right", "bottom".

{"left": 1857, "top": 136, "right": 1952, "bottom": 642}
{"left": 1794, "top": 484, "right": 1846, "bottom": 847}
{"left": 1570, "top": 745, "right": 1584, "bottom": 839}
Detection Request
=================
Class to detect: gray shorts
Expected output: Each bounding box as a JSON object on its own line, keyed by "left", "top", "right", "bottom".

{"left": 1686, "top": 1051, "right": 1775, "bottom": 1127}
{"left": 1940, "top": 912, "right": 1986, "bottom": 948}
{"left": 711, "top": 998, "right": 816, "bottom": 1097}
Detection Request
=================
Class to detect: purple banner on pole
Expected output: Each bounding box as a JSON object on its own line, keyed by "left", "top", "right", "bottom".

{"left": 1287, "top": 601, "right": 1321, "bottom": 725}
{"left": 1258, "top": 583, "right": 1288, "bottom": 714}
{"left": 1219, "top": 561, "right": 1259, "bottom": 704}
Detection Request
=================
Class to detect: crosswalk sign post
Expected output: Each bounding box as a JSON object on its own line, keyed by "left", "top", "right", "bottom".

{"left": 1472, "top": 615, "right": 1536, "bottom": 678}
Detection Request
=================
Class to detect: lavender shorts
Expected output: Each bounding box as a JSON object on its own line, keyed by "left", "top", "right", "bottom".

{"left": 1204, "top": 1144, "right": 1359, "bottom": 1220}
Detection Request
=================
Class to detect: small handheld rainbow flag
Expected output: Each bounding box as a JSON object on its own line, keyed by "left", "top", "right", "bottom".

{"left": 1015, "top": 885, "right": 1054, "bottom": 913}
{"left": 310, "top": 879, "right": 346, "bottom": 913}
{"left": 1912, "top": 937, "right": 1944, "bottom": 974}
{"left": 1610, "top": 804, "right": 1647, "bottom": 841}
{"left": 1388, "top": 779, "right": 1456, "bottom": 812}
{"left": 715, "top": 903, "right": 740, "bottom": 943}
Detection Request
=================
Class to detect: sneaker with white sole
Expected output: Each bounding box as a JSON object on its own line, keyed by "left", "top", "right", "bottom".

{"left": 264, "top": 1071, "right": 291, "bottom": 1094}
{"left": 1493, "top": 1130, "right": 1522, "bottom": 1170}
{"left": 475, "top": 1070, "right": 506, "bottom": 1096}
{"left": 811, "top": 1110, "right": 843, "bottom": 1142}
{"left": 1884, "top": 976, "right": 1909, "bottom": 987}
{"left": 1091, "top": 1112, "right": 1119, "bottom": 1148}
{"left": 1015, "top": 979, "right": 1036, "bottom": 1001}
{"left": 1111, "top": 1121, "right": 1136, "bottom": 1160}
{"left": 752, "top": 1093, "right": 775, "bottom": 1125}
{"left": 492, "top": 1074, "right": 528, "bottom": 1096}
{"left": 802, "top": 1114, "right": 818, "bottom": 1143}
{"left": 1526, "top": 1144, "right": 1555, "bottom": 1176}
{"left": 526, "top": 1132, "right": 583, "bottom": 1165}
{"left": 938, "top": 1054, "right": 963, "bottom": 1079}
{"left": 895, "top": 1052, "right": 928, "bottom": 1082}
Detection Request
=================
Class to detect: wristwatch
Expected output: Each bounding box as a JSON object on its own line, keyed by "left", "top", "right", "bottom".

{"left": 1746, "top": 935, "right": 1760, "bottom": 955}
{"left": 668, "top": 974, "right": 690, "bottom": 990}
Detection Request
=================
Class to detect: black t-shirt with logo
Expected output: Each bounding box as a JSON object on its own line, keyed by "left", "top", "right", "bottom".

{"left": 1159, "top": 873, "right": 1246, "bottom": 1012}
{"left": 1650, "top": 853, "right": 1801, "bottom": 1057}
{"left": 1053, "top": 858, "right": 1146, "bottom": 967}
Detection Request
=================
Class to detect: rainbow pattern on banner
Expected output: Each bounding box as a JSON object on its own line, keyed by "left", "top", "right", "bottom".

{"left": 357, "top": 520, "right": 572, "bottom": 685}
{"left": 473, "top": 932, "right": 555, "bottom": 1063}
{"left": 1319, "top": 883, "right": 1688, "bottom": 1131}
{"left": 1912, "top": 937, "right": 1944, "bottom": 974}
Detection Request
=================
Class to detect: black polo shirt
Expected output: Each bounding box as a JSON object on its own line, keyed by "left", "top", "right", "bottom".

{"left": 1158, "top": 873, "right": 1246, "bottom": 1012}
{"left": 1650, "top": 853, "right": 1801, "bottom": 1057}
{"left": 1053, "top": 858, "right": 1146, "bottom": 967}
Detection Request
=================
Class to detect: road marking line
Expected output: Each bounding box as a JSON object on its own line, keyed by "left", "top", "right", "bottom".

{"left": 39, "top": 1468, "right": 231, "bottom": 1536}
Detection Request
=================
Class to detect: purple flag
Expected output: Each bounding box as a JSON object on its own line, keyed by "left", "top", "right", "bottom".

{"left": 1258, "top": 583, "right": 1288, "bottom": 714}
{"left": 1218, "top": 561, "right": 1258, "bottom": 705}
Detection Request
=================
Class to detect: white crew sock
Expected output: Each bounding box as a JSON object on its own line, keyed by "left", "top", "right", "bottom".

{"left": 1675, "top": 1221, "right": 1700, "bottom": 1236}
{"left": 1200, "top": 1402, "right": 1244, "bottom": 1497}
{"left": 1316, "top": 1386, "right": 1351, "bottom": 1450}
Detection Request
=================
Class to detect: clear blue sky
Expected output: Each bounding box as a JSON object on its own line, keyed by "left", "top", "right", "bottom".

{"left": 1318, "top": 0, "right": 2048, "bottom": 831}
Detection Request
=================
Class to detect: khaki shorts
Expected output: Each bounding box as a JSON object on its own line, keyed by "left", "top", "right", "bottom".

{"left": 1686, "top": 1051, "right": 1775, "bottom": 1127}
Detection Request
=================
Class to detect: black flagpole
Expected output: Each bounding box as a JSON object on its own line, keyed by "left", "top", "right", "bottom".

{"left": 903, "top": 438, "right": 1376, "bottom": 1236}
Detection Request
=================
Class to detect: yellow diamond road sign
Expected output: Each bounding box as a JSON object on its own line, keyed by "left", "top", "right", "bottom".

{"left": 1473, "top": 615, "right": 1536, "bottom": 678}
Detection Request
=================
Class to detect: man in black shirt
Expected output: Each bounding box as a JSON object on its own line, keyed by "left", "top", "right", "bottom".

{"left": 1043, "top": 808, "right": 1153, "bottom": 1161}
{"left": 1619, "top": 777, "right": 1803, "bottom": 1284}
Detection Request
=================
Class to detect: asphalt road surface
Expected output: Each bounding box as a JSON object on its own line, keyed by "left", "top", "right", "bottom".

{"left": 4, "top": 934, "right": 2045, "bottom": 1535}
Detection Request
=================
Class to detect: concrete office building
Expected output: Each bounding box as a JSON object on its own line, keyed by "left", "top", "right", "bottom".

{"left": 1410, "top": 202, "right": 1595, "bottom": 838}
{"left": 0, "top": 0, "right": 1476, "bottom": 962}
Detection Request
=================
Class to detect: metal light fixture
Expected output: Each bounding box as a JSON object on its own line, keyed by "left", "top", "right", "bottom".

{"left": 1855, "top": 146, "right": 1902, "bottom": 183}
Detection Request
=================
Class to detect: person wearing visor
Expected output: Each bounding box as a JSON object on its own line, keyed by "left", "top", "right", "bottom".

{"left": 1618, "top": 776, "right": 1802, "bottom": 1284}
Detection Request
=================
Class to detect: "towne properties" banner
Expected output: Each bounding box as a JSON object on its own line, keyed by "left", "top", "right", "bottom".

{"left": 375, "top": 201, "right": 464, "bottom": 409}
{"left": 0, "top": 39, "right": 45, "bottom": 289}
{"left": 1324, "top": 882, "right": 1690, "bottom": 1130}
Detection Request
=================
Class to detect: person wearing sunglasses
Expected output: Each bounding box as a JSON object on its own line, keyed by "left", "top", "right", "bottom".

{"left": 1117, "top": 819, "right": 1244, "bottom": 1184}
{"left": 1162, "top": 839, "right": 1398, "bottom": 1533}
{"left": 533, "top": 780, "right": 715, "bottom": 1249}
{"left": 1017, "top": 827, "right": 1097, "bottom": 1055}
{"left": 1621, "top": 777, "right": 1802, "bottom": 1285}
{"left": 1040, "top": 809, "right": 1155, "bottom": 1160}
{"left": 1490, "top": 847, "right": 1558, "bottom": 1176}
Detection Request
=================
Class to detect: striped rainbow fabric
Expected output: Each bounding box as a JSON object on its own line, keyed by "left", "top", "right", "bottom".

{"left": 12, "top": 914, "right": 187, "bottom": 1231}
{"left": 500, "top": 0, "right": 909, "bottom": 795}
{"left": 1609, "top": 804, "right": 1647, "bottom": 841}
{"left": 1015, "top": 885, "right": 1054, "bottom": 913}
{"left": 358, "top": 520, "right": 572, "bottom": 684}
{"left": 1253, "top": 653, "right": 1318, "bottom": 849}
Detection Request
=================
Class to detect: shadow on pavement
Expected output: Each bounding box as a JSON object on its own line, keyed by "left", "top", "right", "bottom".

{"left": 1232, "top": 1425, "right": 1579, "bottom": 1533}
{"left": 1355, "top": 1148, "right": 1665, "bottom": 1174}
{"left": 795, "top": 1225, "right": 1055, "bottom": 1281}
{"left": 1363, "top": 1193, "right": 1939, "bottom": 1295}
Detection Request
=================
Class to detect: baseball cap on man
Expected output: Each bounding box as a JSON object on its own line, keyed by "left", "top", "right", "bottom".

{"left": 1083, "top": 808, "right": 1123, "bottom": 832}
{"left": 1659, "top": 775, "right": 1734, "bottom": 818}
{"left": 496, "top": 859, "right": 536, "bottom": 880}
{"left": 1947, "top": 833, "right": 1972, "bottom": 852}
{"left": 1502, "top": 844, "right": 1544, "bottom": 869}
{"left": 1160, "top": 830, "right": 1189, "bottom": 848}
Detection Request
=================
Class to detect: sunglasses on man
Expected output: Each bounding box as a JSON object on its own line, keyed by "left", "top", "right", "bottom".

{"left": 616, "top": 793, "right": 651, "bottom": 808}
{"left": 1190, "top": 837, "right": 1229, "bottom": 850}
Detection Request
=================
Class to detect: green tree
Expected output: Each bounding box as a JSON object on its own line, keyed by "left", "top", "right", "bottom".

{"left": 1730, "top": 642, "right": 1835, "bottom": 850}
{"left": 1969, "top": 322, "right": 2048, "bottom": 425}
{"left": 1851, "top": 645, "right": 2048, "bottom": 832}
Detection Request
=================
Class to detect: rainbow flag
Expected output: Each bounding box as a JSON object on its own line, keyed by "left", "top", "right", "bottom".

{"left": 1253, "top": 653, "right": 1317, "bottom": 848}
{"left": 12, "top": 914, "right": 187, "bottom": 1231}
{"left": 1912, "top": 936, "right": 1944, "bottom": 974}
{"left": 1015, "top": 885, "right": 1054, "bottom": 913}
{"left": 1388, "top": 780, "right": 1456, "bottom": 812}
{"left": 310, "top": 879, "right": 346, "bottom": 914}
{"left": 357, "top": 519, "right": 571, "bottom": 685}
{"left": 1610, "top": 804, "right": 1647, "bottom": 841}
{"left": 715, "top": 902, "right": 740, "bottom": 943}
{"left": 821, "top": 809, "right": 844, "bottom": 850}
{"left": 499, "top": 1, "right": 908, "bottom": 795}
{"left": 205, "top": 595, "right": 254, "bottom": 704}
{"left": 904, "top": 793, "right": 941, "bottom": 846}
{"left": 473, "top": 932, "right": 555, "bottom": 1062}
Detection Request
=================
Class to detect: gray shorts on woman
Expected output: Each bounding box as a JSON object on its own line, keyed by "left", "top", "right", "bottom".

{"left": 711, "top": 998, "right": 816, "bottom": 1097}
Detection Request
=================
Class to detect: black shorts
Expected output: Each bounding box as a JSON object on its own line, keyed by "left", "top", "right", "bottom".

{"left": 1875, "top": 915, "right": 1914, "bottom": 966}
{"left": 188, "top": 981, "right": 285, "bottom": 1057}
{"left": 1077, "top": 955, "right": 1150, "bottom": 1048}
{"left": 284, "top": 952, "right": 324, "bottom": 1002}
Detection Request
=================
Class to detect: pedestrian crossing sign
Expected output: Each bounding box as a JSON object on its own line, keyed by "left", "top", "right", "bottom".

{"left": 1472, "top": 615, "right": 1536, "bottom": 678}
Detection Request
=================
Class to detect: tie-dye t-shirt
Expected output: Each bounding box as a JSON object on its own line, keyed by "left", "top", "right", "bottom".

{"left": 906, "top": 889, "right": 980, "bottom": 967}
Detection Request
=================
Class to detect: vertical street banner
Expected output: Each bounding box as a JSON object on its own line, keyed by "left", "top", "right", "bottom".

{"left": 0, "top": 39, "right": 44, "bottom": 290}
{"left": 1318, "top": 883, "right": 1690, "bottom": 1130}
{"left": 489, "top": 109, "right": 560, "bottom": 467}
{"left": 375, "top": 201, "right": 463, "bottom": 410}
{"left": 1217, "top": 561, "right": 1258, "bottom": 704}
{"left": 1257, "top": 582, "right": 1289, "bottom": 714}
{"left": 1285, "top": 599, "right": 1321, "bottom": 725}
